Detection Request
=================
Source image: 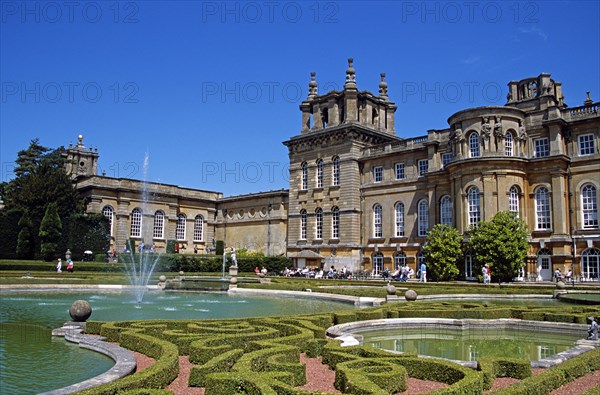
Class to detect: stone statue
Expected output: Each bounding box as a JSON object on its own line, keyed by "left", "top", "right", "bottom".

{"left": 230, "top": 247, "right": 237, "bottom": 267}
{"left": 518, "top": 121, "right": 528, "bottom": 141}
{"left": 481, "top": 117, "right": 491, "bottom": 138}
{"left": 494, "top": 116, "right": 503, "bottom": 138}
{"left": 587, "top": 316, "right": 598, "bottom": 340}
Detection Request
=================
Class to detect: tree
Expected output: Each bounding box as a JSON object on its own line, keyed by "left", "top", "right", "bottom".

{"left": 39, "top": 202, "right": 62, "bottom": 261}
{"left": 466, "top": 211, "right": 529, "bottom": 283}
{"left": 66, "top": 214, "right": 111, "bottom": 260}
{"left": 16, "top": 211, "right": 34, "bottom": 259}
{"left": 14, "top": 138, "right": 50, "bottom": 178}
{"left": 422, "top": 224, "right": 463, "bottom": 281}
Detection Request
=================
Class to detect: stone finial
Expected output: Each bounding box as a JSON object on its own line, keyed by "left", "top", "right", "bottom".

{"left": 345, "top": 58, "right": 356, "bottom": 89}
{"left": 584, "top": 91, "right": 593, "bottom": 105}
{"left": 76, "top": 134, "right": 85, "bottom": 148}
{"left": 307, "top": 72, "right": 318, "bottom": 99}
{"left": 378, "top": 72, "right": 388, "bottom": 100}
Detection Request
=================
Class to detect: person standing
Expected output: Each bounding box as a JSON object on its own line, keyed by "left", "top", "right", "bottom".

{"left": 66, "top": 258, "right": 74, "bottom": 273}
{"left": 588, "top": 316, "right": 598, "bottom": 340}
{"left": 420, "top": 262, "right": 427, "bottom": 283}
{"left": 56, "top": 258, "right": 62, "bottom": 273}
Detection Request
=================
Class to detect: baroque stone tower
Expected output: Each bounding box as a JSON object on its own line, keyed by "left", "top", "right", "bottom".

{"left": 283, "top": 59, "right": 400, "bottom": 270}
{"left": 64, "top": 134, "right": 99, "bottom": 179}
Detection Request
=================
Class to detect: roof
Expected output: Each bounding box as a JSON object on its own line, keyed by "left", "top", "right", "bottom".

{"left": 289, "top": 250, "right": 326, "bottom": 259}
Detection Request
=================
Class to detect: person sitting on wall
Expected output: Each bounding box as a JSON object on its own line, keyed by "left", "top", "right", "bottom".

{"left": 327, "top": 266, "right": 336, "bottom": 279}
{"left": 260, "top": 266, "right": 268, "bottom": 276}
{"left": 555, "top": 268, "right": 563, "bottom": 282}
{"left": 254, "top": 266, "right": 260, "bottom": 275}
{"left": 382, "top": 267, "right": 390, "bottom": 280}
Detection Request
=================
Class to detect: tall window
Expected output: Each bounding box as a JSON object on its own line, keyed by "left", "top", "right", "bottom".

{"left": 176, "top": 214, "right": 186, "bottom": 240}
{"left": 316, "top": 159, "right": 323, "bottom": 188}
{"left": 395, "top": 202, "right": 405, "bottom": 237}
{"left": 582, "top": 184, "right": 598, "bottom": 229}
{"left": 468, "top": 187, "right": 481, "bottom": 226}
{"left": 464, "top": 252, "right": 473, "bottom": 278}
{"left": 582, "top": 248, "right": 600, "bottom": 280}
{"left": 509, "top": 186, "right": 520, "bottom": 215}
{"left": 395, "top": 163, "right": 405, "bottom": 180}
{"left": 153, "top": 211, "right": 165, "bottom": 239}
{"left": 130, "top": 208, "right": 142, "bottom": 238}
{"left": 441, "top": 153, "right": 453, "bottom": 168}
{"left": 373, "top": 204, "right": 383, "bottom": 238}
{"left": 331, "top": 206, "right": 340, "bottom": 239}
{"left": 394, "top": 252, "right": 406, "bottom": 269}
{"left": 418, "top": 160, "right": 428, "bottom": 176}
{"left": 193, "top": 215, "right": 204, "bottom": 241}
{"left": 579, "top": 134, "right": 595, "bottom": 156}
{"left": 332, "top": 156, "right": 340, "bottom": 186}
{"left": 301, "top": 162, "right": 308, "bottom": 190}
{"left": 469, "top": 133, "right": 480, "bottom": 158}
{"left": 372, "top": 252, "right": 384, "bottom": 276}
{"left": 373, "top": 166, "right": 383, "bottom": 183}
{"left": 300, "top": 209, "right": 307, "bottom": 239}
{"left": 535, "top": 186, "right": 551, "bottom": 230}
{"left": 534, "top": 138, "right": 550, "bottom": 158}
{"left": 418, "top": 200, "right": 428, "bottom": 237}
{"left": 315, "top": 208, "right": 323, "bottom": 239}
{"left": 102, "top": 205, "right": 114, "bottom": 236}
{"left": 440, "top": 196, "right": 452, "bottom": 226}
{"left": 505, "top": 132, "right": 514, "bottom": 156}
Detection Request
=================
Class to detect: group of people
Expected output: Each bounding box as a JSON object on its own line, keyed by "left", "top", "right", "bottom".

{"left": 383, "top": 265, "right": 416, "bottom": 282}
{"left": 56, "top": 258, "right": 74, "bottom": 273}
{"left": 554, "top": 268, "right": 573, "bottom": 283}
{"left": 281, "top": 265, "right": 352, "bottom": 280}
{"left": 482, "top": 264, "right": 491, "bottom": 285}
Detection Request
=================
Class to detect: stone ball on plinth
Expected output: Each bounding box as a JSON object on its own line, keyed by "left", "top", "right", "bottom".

{"left": 229, "top": 277, "right": 238, "bottom": 285}
{"left": 556, "top": 281, "right": 566, "bottom": 290}
{"left": 69, "top": 300, "right": 92, "bottom": 322}
{"left": 159, "top": 275, "right": 167, "bottom": 282}
{"left": 179, "top": 271, "right": 184, "bottom": 276}
{"left": 386, "top": 283, "right": 397, "bottom": 295}
{"left": 405, "top": 289, "right": 418, "bottom": 301}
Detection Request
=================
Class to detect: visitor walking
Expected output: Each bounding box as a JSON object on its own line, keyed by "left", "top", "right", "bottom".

{"left": 420, "top": 262, "right": 427, "bottom": 283}
{"left": 56, "top": 258, "right": 62, "bottom": 273}
{"left": 66, "top": 258, "right": 74, "bottom": 273}
{"left": 588, "top": 316, "right": 598, "bottom": 340}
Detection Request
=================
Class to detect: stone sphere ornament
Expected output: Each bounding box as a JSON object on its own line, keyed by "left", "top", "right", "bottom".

{"left": 229, "top": 276, "right": 238, "bottom": 285}
{"left": 405, "top": 289, "right": 418, "bottom": 301}
{"left": 556, "top": 281, "right": 566, "bottom": 290}
{"left": 386, "top": 283, "right": 397, "bottom": 295}
{"left": 159, "top": 275, "right": 167, "bottom": 282}
{"left": 69, "top": 300, "right": 92, "bottom": 322}
{"left": 179, "top": 271, "right": 184, "bottom": 276}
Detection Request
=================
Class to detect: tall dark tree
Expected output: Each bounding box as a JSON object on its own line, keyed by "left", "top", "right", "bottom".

{"left": 466, "top": 211, "right": 530, "bottom": 283}
{"left": 67, "top": 214, "right": 111, "bottom": 260}
{"left": 16, "top": 211, "right": 34, "bottom": 259}
{"left": 39, "top": 203, "right": 62, "bottom": 261}
{"left": 13, "top": 138, "right": 50, "bottom": 177}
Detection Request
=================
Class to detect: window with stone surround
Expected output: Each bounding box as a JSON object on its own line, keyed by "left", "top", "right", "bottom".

{"left": 316, "top": 159, "right": 323, "bottom": 188}
{"left": 130, "top": 208, "right": 142, "bottom": 238}
{"left": 468, "top": 187, "right": 481, "bottom": 226}
{"left": 469, "top": 133, "right": 480, "bottom": 158}
{"left": 582, "top": 184, "right": 598, "bottom": 229}
{"left": 374, "top": 166, "right": 383, "bottom": 183}
{"left": 395, "top": 202, "right": 405, "bottom": 237}
{"left": 373, "top": 204, "right": 383, "bottom": 238}
{"left": 332, "top": 156, "right": 340, "bottom": 186}
{"left": 505, "top": 132, "right": 514, "bottom": 156}
{"left": 301, "top": 162, "right": 308, "bottom": 190}
{"left": 441, "top": 153, "right": 453, "bottom": 168}
{"left": 535, "top": 186, "right": 551, "bottom": 230}
{"left": 418, "top": 159, "right": 428, "bottom": 176}
{"left": 418, "top": 200, "right": 428, "bottom": 237}
{"left": 300, "top": 209, "right": 307, "bottom": 239}
{"left": 102, "top": 205, "right": 114, "bottom": 236}
{"left": 509, "top": 186, "right": 520, "bottom": 215}
{"left": 440, "top": 196, "right": 452, "bottom": 226}
{"left": 176, "top": 214, "right": 186, "bottom": 240}
{"left": 579, "top": 134, "right": 595, "bottom": 156}
{"left": 153, "top": 211, "right": 165, "bottom": 239}
{"left": 534, "top": 138, "right": 550, "bottom": 158}
{"left": 315, "top": 208, "right": 323, "bottom": 239}
{"left": 394, "top": 252, "right": 406, "bottom": 269}
{"left": 395, "top": 163, "right": 405, "bottom": 180}
{"left": 331, "top": 206, "right": 340, "bottom": 239}
{"left": 193, "top": 215, "right": 204, "bottom": 241}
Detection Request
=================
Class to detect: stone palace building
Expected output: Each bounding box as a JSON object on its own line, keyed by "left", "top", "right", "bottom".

{"left": 67, "top": 60, "right": 600, "bottom": 281}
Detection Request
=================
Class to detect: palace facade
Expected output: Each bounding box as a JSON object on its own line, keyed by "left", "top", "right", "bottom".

{"left": 68, "top": 60, "right": 600, "bottom": 281}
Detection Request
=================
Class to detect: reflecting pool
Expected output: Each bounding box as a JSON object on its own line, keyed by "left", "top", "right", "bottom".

{"left": 0, "top": 290, "right": 353, "bottom": 394}
{"left": 361, "top": 327, "right": 581, "bottom": 362}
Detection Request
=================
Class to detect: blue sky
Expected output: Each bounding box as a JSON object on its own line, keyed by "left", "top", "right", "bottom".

{"left": 1, "top": 1, "right": 599, "bottom": 196}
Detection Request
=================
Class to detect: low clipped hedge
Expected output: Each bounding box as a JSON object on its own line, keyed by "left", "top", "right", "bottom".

{"left": 477, "top": 357, "right": 531, "bottom": 390}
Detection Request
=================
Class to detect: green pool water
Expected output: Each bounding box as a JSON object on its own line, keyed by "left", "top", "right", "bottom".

{"left": 0, "top": 290, "right": 353, "bottom": 394}
{"left": 361, "top": 327, "right": 582, "bottom": 362}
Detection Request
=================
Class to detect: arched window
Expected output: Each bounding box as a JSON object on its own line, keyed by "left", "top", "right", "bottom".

{"left": 394, "top": 252, "right": 406, "bottom": 270}
{"left": 193, "top": 215, "right": 204, "bottom": 241}
{"left": 464, "top": 251, "right": 473, "bottom": 279}
{"left": 509, "top": 186, "right": 520, "bottom": 215}
{"left": 301, "top": 162, "right": 308, "bottom": 190}
{"left": 153, "top": 210, "right": 165, "bottom": 239}
{"left": 582, "top": 248, "right": 600, "bottom": 280}
{"left": 316, "top": 159, "right": 324, "bottom": 188}
{"left": 418, "top": 200, "right": 428, "bottom": 237}
{"left": 300, "top": 209, "right": 307, "bottom": 240}
{"left": 505, "top": 132, "right": 514, "bottom": 156}
{"left": 331, "top": 206, "right": 340, "bottom": 239}
{"left": 130, "top": 208, "right": 142, "bottom": 238}
{"left": 373, "top": 204, "right": 383, "bottom": 238}
{"left": 332, "top": 156, "right": 340, "bottom": 186}
{"left": 440, "top": 196, "right": 452, "bottom": 226}
{"left": 315, "top": 208, "right": 323, "bottom": 239}
{"left": 176, "top": 214, "right": 186, "bottom": 240}
{"left": 535, "top": 187, "right": 551, "bottom": 230}
{"left": 469, "top": 132, "right": 480, "bottom": 158}
{"left": 582, "top": 184, "right": 598, "bottom": 229}
{"left": 395, "top": 202, "right": 405, "bottom": 237}
{"left": 102, "top": 205, "right": 114, "bottom": 236}
{"left": 372, "top": 252, "right": 384, "bottom": 276}
{"left": 468, "top": 187, "right": 481, "bottom": 226}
